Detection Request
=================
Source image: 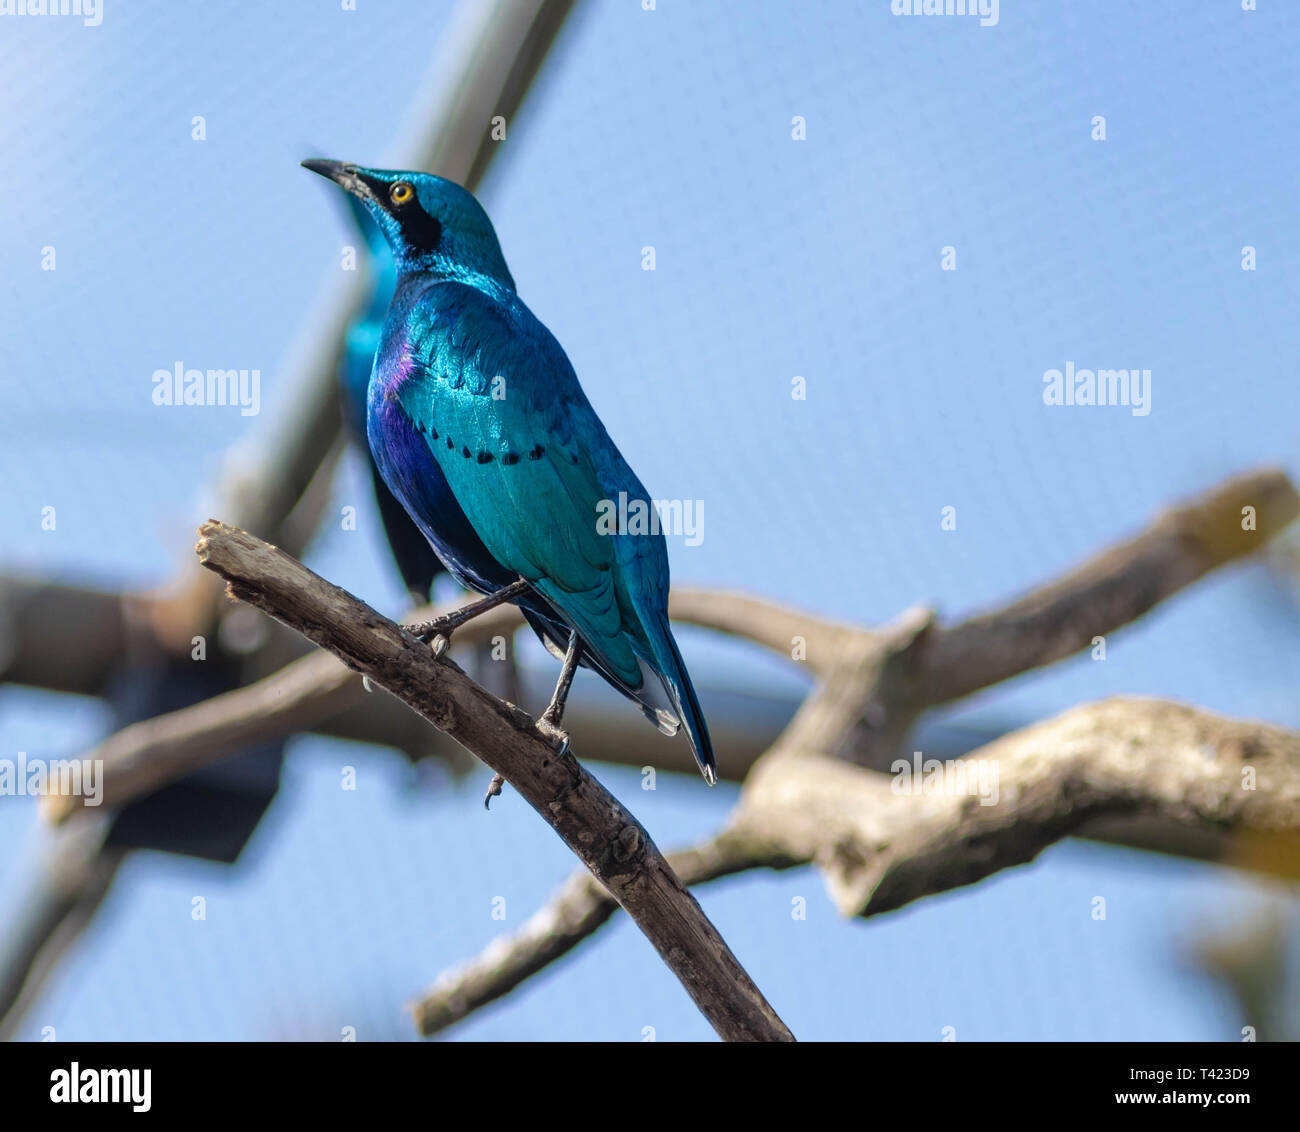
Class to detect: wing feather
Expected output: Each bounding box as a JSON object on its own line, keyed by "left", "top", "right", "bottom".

{"left": 398, "top": 283, "right": 650, "bottom": 687}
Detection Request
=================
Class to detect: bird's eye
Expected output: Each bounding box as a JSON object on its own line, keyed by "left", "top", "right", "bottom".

{"left": 389, "top": 182, "right": 414, "bottom": 205}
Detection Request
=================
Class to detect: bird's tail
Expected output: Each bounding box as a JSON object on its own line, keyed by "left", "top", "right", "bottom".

{"left": 648, "top": 617, "right": 717, "bottom": 786}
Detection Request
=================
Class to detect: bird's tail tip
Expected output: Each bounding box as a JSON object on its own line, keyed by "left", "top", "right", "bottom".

{"left": 651, "top": 619, "right": 717, "bottom": 787}
{"left": 679, "top": 691, "right": 717, "bottom": 786}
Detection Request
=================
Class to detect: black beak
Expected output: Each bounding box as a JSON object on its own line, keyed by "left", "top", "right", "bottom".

{"left": 301, "top": 158, "right": 378, "bottom": 204}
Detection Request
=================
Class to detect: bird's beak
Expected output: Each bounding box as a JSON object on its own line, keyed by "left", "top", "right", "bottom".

{"left": 300, "top": 158, "right": 378, "bottom": 205}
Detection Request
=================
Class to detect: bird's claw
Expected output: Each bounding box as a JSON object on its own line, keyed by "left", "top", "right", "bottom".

{"left": 484, "top": 720, "right": 566, "bottom": 811}
{"left": 535, "top": 716, "right": 570, "bottom": 757}
{"left": 410, "top": 618, "right": 453, "bottom": 656}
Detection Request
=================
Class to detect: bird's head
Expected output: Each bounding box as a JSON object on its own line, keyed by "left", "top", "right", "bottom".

{"left": 302, "top": 160, "right": 515, "bottom": 290}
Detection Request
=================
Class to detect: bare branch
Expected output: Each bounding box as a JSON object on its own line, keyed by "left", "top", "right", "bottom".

{"left": 185, "top": 521, "right": 794, "bottom": 1042}
{"left": 414, "top": 695, "right": 1300, "bottom": 1034}
{"left": 0, "top": 577, "right": 131, "bottom": 695}
{"left": 806, "top": 466, "right": 1300, "bottom": 768}
{"left": 735, "top": 696, "right": 1300, "bottom": 917}
{"left": 0, "top": 820, "right": 123, "bottom": 1041}
{"left": 917, "top": 466, "right": 1300, "bottom": 708}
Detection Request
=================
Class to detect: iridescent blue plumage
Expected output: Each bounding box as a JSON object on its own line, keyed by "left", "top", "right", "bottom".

{"left": 303, "top": 160, "right": 716, "bottom": 784}
{"left": 336, "top": 193, "right": 445, "bottom": 601}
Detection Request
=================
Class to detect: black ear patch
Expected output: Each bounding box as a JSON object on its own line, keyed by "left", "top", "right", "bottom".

{"left": 399, "top": 207, "right": 443, "bottom": 254}
{"left": 355, "top": 172, "right": 443, "bottom": 253}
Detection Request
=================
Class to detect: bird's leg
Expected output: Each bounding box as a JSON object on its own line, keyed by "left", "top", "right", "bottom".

{"left": 535, "top": 630, "right": 581, "bottom": 754}
{"left": 408, "top": 578, "right": 531, "bottom": 657}
{"left": 484, "top": 630, "right": 581, "bottom": 810}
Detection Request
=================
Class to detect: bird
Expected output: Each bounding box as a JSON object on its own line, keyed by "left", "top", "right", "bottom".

{"left": 336, "top": 189, "right": 446, "bottom": 603}
{"left": 302, "top": 159, "right": 716, "bottom": 798}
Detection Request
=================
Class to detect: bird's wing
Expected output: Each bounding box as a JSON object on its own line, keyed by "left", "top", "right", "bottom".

{"left": 395, "top": 281, "right": 660, "bottom": 690}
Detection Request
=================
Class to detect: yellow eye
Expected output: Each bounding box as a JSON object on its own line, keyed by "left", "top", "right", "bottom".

{"left": 389, "top": 182, "right": 414, "bottom": 205}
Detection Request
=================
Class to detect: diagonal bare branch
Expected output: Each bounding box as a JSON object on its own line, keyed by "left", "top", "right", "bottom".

{"left": 186, "top": 521, "right": 795, "bottom": 1042}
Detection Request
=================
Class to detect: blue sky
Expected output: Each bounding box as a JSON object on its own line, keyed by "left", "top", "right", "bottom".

{"left": 1, "top": 1, "right": 1297, "bottom": 1040}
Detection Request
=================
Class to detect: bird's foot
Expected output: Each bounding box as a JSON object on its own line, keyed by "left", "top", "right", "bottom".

{"left": 409, "top": 616, "right": 454, "bottom": 657}
{"left": 535, "top": 715, "right": 570, "bottom": 757}
{"left": 483, "top": 773, "right": 506, "bottom": 810}
{"left": 407, "top": 580, "right": 532, "bottom": 658}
